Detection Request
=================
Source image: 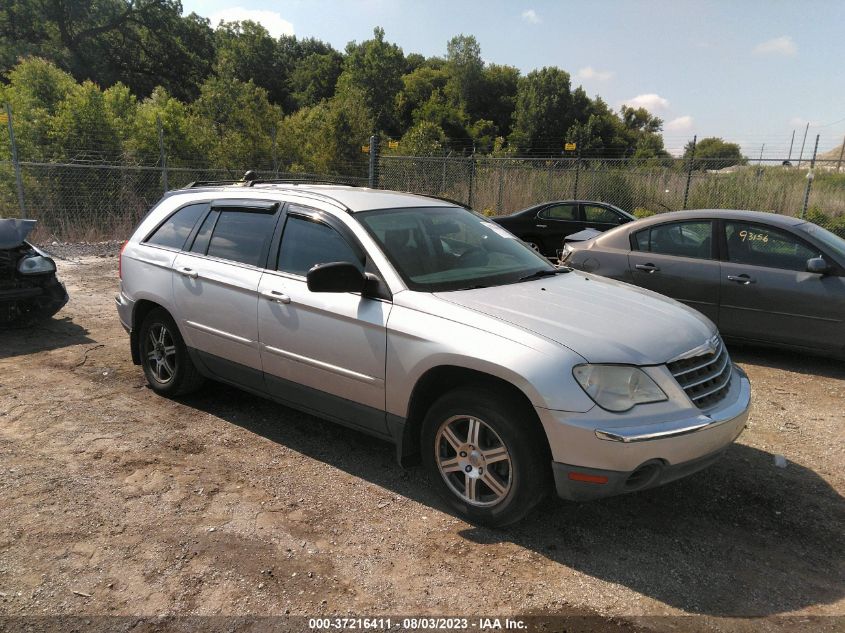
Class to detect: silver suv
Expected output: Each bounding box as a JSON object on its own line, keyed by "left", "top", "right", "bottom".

{"left": 117, "top": 180, "right": 751, "bottom": 526}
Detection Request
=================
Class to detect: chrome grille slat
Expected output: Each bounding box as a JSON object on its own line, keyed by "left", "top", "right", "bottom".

{"left": 674, "top": 348, "right": 729, "bottom": 389}
{"left": 667, "top": 336, "right": 732, "bottom": 409}
{"left": 690, "top": 369, "right": 733, "bottom": 402}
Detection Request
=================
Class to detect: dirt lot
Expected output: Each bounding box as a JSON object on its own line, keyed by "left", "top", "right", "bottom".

{"left": 1, "top": 248, "right": 843, "bottom": 632}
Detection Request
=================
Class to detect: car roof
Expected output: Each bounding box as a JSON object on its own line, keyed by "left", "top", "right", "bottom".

{"left": 633, "top": 209, "right": 807, "bottom": 227}
{"left": 170, "top": 182, "right": 459, "bottom": 213}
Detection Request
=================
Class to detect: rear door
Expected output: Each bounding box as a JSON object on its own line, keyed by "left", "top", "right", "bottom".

{"left": 172, "top": 200, "right": 280, "bottom": 386}
{"left": 535, "top": 203, "right": 583, "bottom": 254}
{"left": 257, "top": 204, "right": 391, "bottom": 435}
{"left": 718, "top": 220, "right": 845, "bottom": 350}
{"left": 627, "top": 220, "right": 721, "bottom": 324}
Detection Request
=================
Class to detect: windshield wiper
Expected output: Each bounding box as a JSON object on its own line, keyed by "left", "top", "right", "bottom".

{"left": 517, "top": 268, "right": 569, "bottom": 282}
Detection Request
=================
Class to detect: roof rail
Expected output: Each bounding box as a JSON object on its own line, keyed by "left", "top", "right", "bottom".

{"left": 247, "top": 177, "right": 363, "bottom": 188}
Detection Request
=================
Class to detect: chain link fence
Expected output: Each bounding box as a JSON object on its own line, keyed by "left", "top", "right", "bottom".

{"left": 1, "top": 150, "right": 843, "bottom": 242}
{"left": 377, "top": 155, "right": 845, "bottom": 236}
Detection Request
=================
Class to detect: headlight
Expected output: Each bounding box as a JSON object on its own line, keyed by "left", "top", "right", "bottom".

{"left": 17, "top": 255, "right": 56, "bottom": 275}
{"left": 573, "top": 364, "right": 667, "bottom": 412}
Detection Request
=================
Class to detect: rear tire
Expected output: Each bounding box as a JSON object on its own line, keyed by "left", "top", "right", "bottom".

{"left": 139, "top": 308, "right": 204, "bottom": 396}
{"left": 421, "top": 386, "right": 550, "bottom": 527}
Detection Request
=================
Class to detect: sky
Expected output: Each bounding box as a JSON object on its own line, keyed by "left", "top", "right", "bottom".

{"left": 181, "top": 0, "right": 845, "bottom": 158}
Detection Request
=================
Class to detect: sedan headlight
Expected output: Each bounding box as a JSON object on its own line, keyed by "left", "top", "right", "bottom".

{"left": 17, "top": 255, "right": 56, "bottom": 275}
{"left": 573, "top": 364, "right": 667, "bottom": 412}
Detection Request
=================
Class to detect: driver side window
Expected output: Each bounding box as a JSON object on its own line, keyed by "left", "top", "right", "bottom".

{"left": 634, "top": 221, "right": 713, "bottom": 259}
{"left": 539, "top": 204, "right": 578, "bottom": 221}
{"left": 277, "top": 213, "right": 361, "bottom": 276}
{"left": 724, "top": 222, "right": 820, "bottom": 272}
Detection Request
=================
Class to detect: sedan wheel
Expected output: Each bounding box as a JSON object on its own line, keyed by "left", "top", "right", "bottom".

{"left": 526, "top": 241, "right": 542, "bottom": 253}
{"left": 435, "top": 415, "right": 513, "bottom": 507}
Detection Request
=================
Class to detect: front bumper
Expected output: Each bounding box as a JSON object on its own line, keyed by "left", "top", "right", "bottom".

{"left": 537, "top": 365, "right": 751, "bottom": 501}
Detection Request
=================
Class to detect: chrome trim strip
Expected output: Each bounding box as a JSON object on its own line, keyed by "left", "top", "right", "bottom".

{"left": 185, "top": 320, "right": 253, "bottom": 345}
{"left": 262, "top": 344, "right": 380, "bottom": 385}
{"left": 595, "top": 371, "right": 749, "bottom": 443}
{"left": 671, "top": 344, "right": 723, "bottom": 378}
{"left": 667, "top": 335, "right": 721, "bottom": 364}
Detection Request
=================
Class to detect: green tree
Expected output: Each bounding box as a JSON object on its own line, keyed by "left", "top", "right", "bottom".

{"left": 214, "top": 20, "right": 289, "bottom": 107}
{"left": 399, "top": 121, "right": 445, "bottom": 155}
{"left": 49, "top": 80, "right": 122, "bottom": 160}
{"left": 509, "top": 67, "right": 573, "bottom": 154}
{"left": 475, "top": 64, "right": 519, "bottom": 138}
{"left": 338, "top": 27, "right": 405, "bottom": 133}
{"left": 445, "top": 34, "right": 483, "bottom": 118}
{"left": 395, "top": 65, "right": 449, "bottom": 130}
{"left": 290, "top": 51, "right": 343, "bottom": 108}
{"left": 685, "top": 137, "right": 745, "bottom": 170}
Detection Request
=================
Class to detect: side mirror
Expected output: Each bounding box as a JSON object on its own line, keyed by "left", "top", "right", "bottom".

{"left": 307, "top": 262, "right": 365, "bottom": 293}
{"left": 806, "top": 257, "right": 829, "bottom": 275}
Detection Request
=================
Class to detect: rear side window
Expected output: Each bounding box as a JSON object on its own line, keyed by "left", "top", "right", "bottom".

{"left": 145, "top": 203, "right": 206, "bottom": 249}
{"left": 634, "top": 221, "right": 713, "bottom": 259}
{"left": 725, "top": 221, "right": 820, "bottom": 271}
{"left": 190, "top": 210, "right": 219, "bottom": 254}
{"left": 206, "top": 209, "right": 276, "bottom": 267}
{"left": 584, "top": 204, "right": 621, "bottom": 224}
{"left": 277, "top": 215, "right": 361, "bottom": 276}
{"left": 539, "top": 204, "right": 577, "bottom": 220}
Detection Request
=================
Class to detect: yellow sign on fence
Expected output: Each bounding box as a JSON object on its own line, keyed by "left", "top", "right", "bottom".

{"left": 361, "top": 145, "right": 370, "bottom": 153}
{"left": 388, "top": 140, "right": 399, "bottom": 149}
{"left": 564, "top": 142, "right": 577, "bottom": 151}
{"left": 0, "top": 114, "right": 8, "bottom": 125}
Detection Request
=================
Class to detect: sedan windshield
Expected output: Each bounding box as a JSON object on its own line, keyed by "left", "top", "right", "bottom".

{"left": 797, "top": 222, "right": 845, "bottom": 263}
{"left": 357, "top": 206, "right": 558, "bottom": 291}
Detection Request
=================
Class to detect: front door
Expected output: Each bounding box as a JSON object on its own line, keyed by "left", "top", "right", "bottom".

{"left": 627, "top": 220, "right": 721, "bottom": 324}
{"left": 172, "top": 201, "right": 280, "bottom": 385}
{"left": 718, "top": 220, "right": 845, "bottom": 350}
{"left": 258, "top": 205, "right": 391, "bottom": 435}
{"left": 535, "top": 203, "right": 583, "bottom": 255}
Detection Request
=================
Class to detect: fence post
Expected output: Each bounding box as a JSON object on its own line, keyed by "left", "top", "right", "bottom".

{"left": 683, "top": 135, "right": 697, "bottom": 210}
{"left": 837, "top": 135, "right": 844, "bottom": 173}
{"left": 497, "top": 160, "right": 505, "bottom": 212}
{"left": 157, "top": 115, "right": 168, "bottom": 193}
{"left": 441, "top": 149, "right": 448, "bottom": 193}
{"left": 572, "top": 135, "right": 582, "bottom": 199}
{"left": 4, "top": 103, "right": 26, "bottom": 218}
{"left": 801, "top": 134, "right": 820, "bottom": 219}
{"left": 467, "top": 153, "right": 476, "bottom": 208}
{"left": 368, "top": 134, "right": 380, "bottom": 188}
{"left": 271, "top": 125, "right": 278, "bottom": 176}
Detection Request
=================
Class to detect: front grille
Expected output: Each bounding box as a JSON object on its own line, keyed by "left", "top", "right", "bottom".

{"left": 667, "top": 337, "right": 732, "bottom": 408}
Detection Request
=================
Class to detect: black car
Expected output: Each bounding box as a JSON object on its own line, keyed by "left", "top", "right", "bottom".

{"left": 0, "top": 219, "right": 68, "bottom": 326}
{"left": 491, "top": 200, "right": 635, "bottom": 256}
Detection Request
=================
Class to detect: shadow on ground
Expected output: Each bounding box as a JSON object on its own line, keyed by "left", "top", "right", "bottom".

{"left": 0, "top": 317, "right": 94, "bottom": 359}
{"left": 728, "top": 342, "right": 845, "bottom": 380}
{"left": 179, "top": 369, "right": 844, "bottom": 618}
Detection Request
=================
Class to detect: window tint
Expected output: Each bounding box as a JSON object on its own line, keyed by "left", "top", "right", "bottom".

{"left": 585, "top": 204, "right": 621, "bottom": 224}
{"left": 190, "top": 210, "right": 218, "bottom": 254}
{"left": 540, "top": 204, "right": 577, "bottom": 221}
{"left": 725, "top": 222, "right": 820, "bottom": 271}
{"left": 636, "top": 221, "right": 713, "bottom": 259}
{"left": 278, "top": 215, "right": 361, "bottom": 276}
{"left": 206, "top": 209, "right": 276, "bottom": 267}
{"left": 146, "top": 203, "right": 206, "bottom": 249}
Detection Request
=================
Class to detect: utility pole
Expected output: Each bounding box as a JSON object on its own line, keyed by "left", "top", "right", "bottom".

{"left": 4, "top": 103, "right": 26, "bottom": 218}
{"left": 797, "top": 122, "right": 809, "bottom": 168}
{"left": 837, "top": 135, "right": 845, "bottom": 173}
{"left": 758, "top": 144, "right": 765, "bottom": 164}
{"left": 801, "top": 134, "right": 820, "bottom": 218}
{"left": 787, "top": 129, "right": 795, "bottom": 162}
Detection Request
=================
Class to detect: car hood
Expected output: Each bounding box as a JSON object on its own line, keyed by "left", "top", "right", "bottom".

{"left": 0, "top": 218, "right": 37, "bottom": 249}
{"left": 434, "top": 272, "right": 717, "bottom": 365}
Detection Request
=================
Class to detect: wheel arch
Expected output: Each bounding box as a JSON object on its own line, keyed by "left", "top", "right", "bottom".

{"left": 396, "top": 365, "right": 552, "bottom": 467}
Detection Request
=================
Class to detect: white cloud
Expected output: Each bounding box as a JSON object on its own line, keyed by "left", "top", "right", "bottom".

{"left": 209, "top": 7, "right": 294, "bottom": 38}
{"left": 753, "top": 35, "right": 796, "bottom": 56}
{"left": 576, "top": 66, "right": 614, "bottom": 82}
{"left": 665, "top": 115, "right": 694, "bottom": 132}
{"left": 789, "top": 116, "right": 816, "bottom": 127}
{"left": 521, "top": 9, "right": 541, "bottom": 24}
{"left": 622, "top": 93, "right": 670, "bottom": 111}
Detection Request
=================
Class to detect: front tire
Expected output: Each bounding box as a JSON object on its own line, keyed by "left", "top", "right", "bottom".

{"left": 139, "top": 308, "right": 204, "bottom": 396}
{"left": 422, "top": 386, "right": 550, "bottom": 527}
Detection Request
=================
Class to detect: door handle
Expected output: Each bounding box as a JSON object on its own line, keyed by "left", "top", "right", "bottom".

{"left": 535, "top": 224, "right": 548, "bottom": 228}
{"left": 178, "top": 267, "right": 198, "bottom": 279}
{"left": 727, "top": 274, "right": 756, "bottom": 285}
{"left": 635, "top": 263, "right": 660, "bottom": 273}
{"left": 262, "top": 290, "right": 291, "bottom": 304}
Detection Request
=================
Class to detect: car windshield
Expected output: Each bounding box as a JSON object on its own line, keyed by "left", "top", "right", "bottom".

{"left": 797, "top": 222, "right": 845, "bottom": 263}
{"left": 357, "top": 206, "right": 557, "bottom": 291}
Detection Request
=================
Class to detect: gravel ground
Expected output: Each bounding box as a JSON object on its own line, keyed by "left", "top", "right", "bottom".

{"left": 0, "top": 252, "right": 843, "bottom": 633}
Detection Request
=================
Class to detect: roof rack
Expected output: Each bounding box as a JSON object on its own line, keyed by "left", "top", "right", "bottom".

{"left": 185, "top": 170, "right": 364, "bottom": 190}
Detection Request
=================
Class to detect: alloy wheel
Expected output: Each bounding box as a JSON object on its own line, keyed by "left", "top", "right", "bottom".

{"left": 144, "top": 323, "right": 177, "bottom": 384}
